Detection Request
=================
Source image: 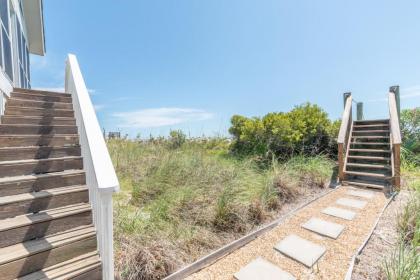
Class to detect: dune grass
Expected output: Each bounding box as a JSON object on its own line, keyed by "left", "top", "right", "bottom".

{"left": 108, "top": 138, "right": 334, "bottom": 280}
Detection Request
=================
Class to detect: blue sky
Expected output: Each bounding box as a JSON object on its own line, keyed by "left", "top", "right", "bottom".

{"left": 31, "top": 0, "right": 420, "bottom": 137}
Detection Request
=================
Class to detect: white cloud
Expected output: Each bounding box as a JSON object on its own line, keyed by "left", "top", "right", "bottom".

{"left": 113, "top": 108, "right": 214, "bottom": 128}
{"left": 400, "top": 86, "right": 420, "bottom": 99}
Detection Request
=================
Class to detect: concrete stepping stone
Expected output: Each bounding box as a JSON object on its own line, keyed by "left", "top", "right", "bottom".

{"left": 336, "top": 197, "right": 367, "bottom": 209}
{"left": 302, "top": 217, "right": 345, "bottom": 239}
{"left": 274, "top": 234, "right": 326, "bottom": 268}
{"left": 234, "top": 257, "right": 296, "bottom": 280}
{"left": 322, "top": 206, "right": 356, "bottom": 221}
{"left": 347, "top": 190, "right": 374, "bottom": 199}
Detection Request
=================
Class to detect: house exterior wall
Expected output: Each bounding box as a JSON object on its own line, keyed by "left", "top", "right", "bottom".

{"left": 0, "top": 0, "right": 43, "bottom": 114}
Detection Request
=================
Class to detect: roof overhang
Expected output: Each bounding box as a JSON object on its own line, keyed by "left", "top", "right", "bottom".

{"left": 22, "top": 0, "right": 45, "bottom": 56}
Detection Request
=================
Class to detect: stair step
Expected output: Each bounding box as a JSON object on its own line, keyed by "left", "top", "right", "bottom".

{"left": 11, "top": 92, "right": 72, "bottom": 103}
{"left": 348, "top": 155, "right": 390, "bottom": 161}
{"left": 352, "top": 135, "right": 389, "bottom": 138}
{"left": 13, "top": 88, "right": 71, "bottom": 98}
{"left": 18, "top": 251, "right": 101, "bottom": 280}
{"left": 7, "top": 98, "right": 73, "bottom": 110}
{"left": 0, "top": 169, "right": 85, "bottom": 197}
{"left": 0, "top": 185, "right": 88, "bottom": 219}
{"left": 349, "top": 149, "right": 390, "bottom": 153}
{"left": 345, "top": 171, "right": 388, "bottom": 179}
{"left": 346, "top": 163, "right": 390, "bottom": 170}
{"left": 0, "top": 225, "right": 97, "bottom": 279}
{"left": 0, "top": 124, "right": 78, "bottom": 135}
{"left": 0, "top": 156, "right": 83, "bottom": 177}
{"left": 353, "top": 119, "right": 389, "bottom": 125}
{"left": 0, "top": 134, "right": 79, "bottom": 147}
{"left": 351, "top": 142, "right": 389, "bottom": 146}
{"left": 1, "top": 115, "right": 76, "bottom": 125}
{"left": 0, "top": 146, "right": 81, "bottom": 161}
{"left": 4, "top": 107, "right": 74, "bottom": 117}
{"left": 353, "top": 124, "right": 389, "bottom": 131}
{"left": 0, "top": 203, "right": 92, "bottom": 248}
{"left": 342, "top": 180, "right": 386, "bottom": 189}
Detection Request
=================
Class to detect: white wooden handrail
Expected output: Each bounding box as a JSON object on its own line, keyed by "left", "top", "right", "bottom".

{"left": 338, "top": 96, "right": 353, "bottom": 144}
{"left": 388, "top": 91, "right": 401, "bottom": 188}
{"left": 65, "top": 54, "right": 119, "bottom": 280}
{"left": 388, "top": 92, "right": 402, "bottom": 144}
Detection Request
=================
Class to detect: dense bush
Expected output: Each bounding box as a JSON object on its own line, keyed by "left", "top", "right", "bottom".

{"left": 229, "top": 103, "right": 339, "bottom": 160}
{"left": 400, "top": 107, "right": 419, "bottom": 153}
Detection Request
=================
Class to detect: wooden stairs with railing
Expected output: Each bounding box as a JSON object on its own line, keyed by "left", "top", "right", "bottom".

{"left": 338, "top": 87, "right": 402, "bottom": 192}
{"left": 342, "top": 119, "right": 391, "bottom": 189}
{"left": 0, "top": 88, "right": 102, "bottom": 279}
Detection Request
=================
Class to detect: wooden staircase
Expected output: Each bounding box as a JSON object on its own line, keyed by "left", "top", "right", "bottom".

{"left": 337, "top": 88, "right": 402, "bottom": 191}
{"left": 0, "top": 89, "right": 102, "bottom": 279}
{"left": 342, "top": 119, "right": 391, "bottom": 189}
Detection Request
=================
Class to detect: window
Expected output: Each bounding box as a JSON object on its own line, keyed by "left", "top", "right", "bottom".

{"left": 0, "top": 0, "right": 13, "bottom": 81}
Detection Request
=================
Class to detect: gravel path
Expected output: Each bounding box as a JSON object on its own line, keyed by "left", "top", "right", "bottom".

{"left": 350, "top": 191, "right": 410, "bottom": 280}
{"left": 186, "top": 186, "right": 389, "bottom": 280}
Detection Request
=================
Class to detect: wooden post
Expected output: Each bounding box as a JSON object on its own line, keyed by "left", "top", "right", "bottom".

{"left": 394, "top": 144, "right": 401, "bottom": 189}
{"left": 343, "top": 92, "right": 351, "bottom": 108}
{"left": 357, "top": 102, "right": 363, "bottom": 120}
{"left": 389, "top": 86, "right": 400, "bottom": 121}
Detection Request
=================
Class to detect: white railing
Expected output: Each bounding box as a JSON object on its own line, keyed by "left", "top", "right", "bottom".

{"left": 65, "top": 54, "right": 119, "bottom": 280}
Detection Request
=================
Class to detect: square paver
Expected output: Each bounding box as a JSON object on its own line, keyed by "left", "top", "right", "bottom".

{"left": 234, "top": 257, "right": 296, "bottom": 280}
{"left": 322, "top": 206, "right": 356, "bottom": 220}
{"left": 302, "top": 217, "right": 345, "bottom": 239}
{"left": 274, "top": 234, "right": 326, "bottom": 267}
{"left": 347, "top": 190, "right": 374, "bottom": 199}
{"left": 336, "top": 197, "right": 367, "bottom": 209}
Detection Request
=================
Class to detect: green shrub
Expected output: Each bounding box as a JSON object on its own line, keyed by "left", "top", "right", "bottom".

{"left": 400, "top": 108, "right": 419, "bottom": 154}
{"left": 229, "top": 103, "right": 339, "bottom": 159}
{"left": 168, "top": 130, "right": 186, "bottom": 149}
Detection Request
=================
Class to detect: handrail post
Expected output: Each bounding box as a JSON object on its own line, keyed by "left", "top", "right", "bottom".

{"left": 338, "top": 92, "right": 352, "bottom": 182}
{"left": 356, "top": 102, "right": 363, "bottom": 120}
{"left": 389, "top": 85, "right": 400, "bottom": 121}
{"left": 343, "top": 92, "right": 351, "bottom": 107}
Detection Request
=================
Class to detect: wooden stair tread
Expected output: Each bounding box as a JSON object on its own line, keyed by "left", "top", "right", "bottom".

{"left": 342, "top": 180, "right": 385, "bottom": 189}
{"left": 0, "top": 156, "right": 82, "bottom": 165}
{"left": 13, "top": 88, "right": 71, "bottom": 97}
{"left": 0, "top": 169, "right": 84, "bottom": 184}
{"left": 354, "top": 119, "right": 389, "bottom": 123}
{"left": 350, "top": 142, "right": 389, "bottom": 145}
{"left": 0, "top": 225, "right": 95, "bottom": 265}
{"left": 17, "top": 251, "right": 100, "bottom": 280}
{"left": 0, "top": 185, "right": 88, "bottom": 206}
{"left": 349, "top": 148, "right": 390, "bottom": 152}
{"left": 345, "top": 171, "right": 388, "bottom": 178}
{"left": 0, "top": 203, "right": 90, "bottom": 232}
{"left": 348, "top": 155, "right": 390, "bottom": 160}
{"left": 353, "top": 124, "right": 389, "bottom": 128}
{"left": 8, "top": 97, "right": 72, "bottom": 105}
{"left": 5, "top": 106, "right": 73, "bottom": 112}
{"left": 352, "top": 136, "right": 389, "bottom": 138}
{"left": 346, "top": 163, "right": 390, "bottom": 169}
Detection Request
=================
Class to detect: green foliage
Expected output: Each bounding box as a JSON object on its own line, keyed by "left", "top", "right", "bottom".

{"left": 383, "top": 242, "right": 419, "bottom": 280}
{"left": 400, "top": 108, "right": 419, "bottom": 153}
{"left": 229, "top": 103, "right": 339, "bottom": 159}
{"left": 168, "top": 129, "right": 186, "bottom": 149}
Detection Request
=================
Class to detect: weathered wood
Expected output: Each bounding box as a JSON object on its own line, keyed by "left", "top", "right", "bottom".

{"left": 7, "top": 98, "right": 73, "bottom": 110}
{"left": 0, "top": 124, "right": 78, "bottom": 135}
{"left": 0, "top": 230, "right": 97, "bottom": 279}
{"left": 11, "top": 92, "right": 72, "bottom": 103}
{"left": 0, "top": 156, "right": 83, "bottom": 177}
{"left": 0, "top": 135, "right": 79, "bottom": 147}
{"left": 356, "top": 102, "right": 363, "bottom": 120}
{"left": 13, "top": 88, "right": 71, "bottom": 98}
{"left": 0, "top": 170, "right": 85, "bottom": 196}
{"left": 4, "top": 107, "right": 74, "bottom": 117}
{"left": 0, "top": 185, "right": 89, "bottom": 219}
{"left": 393, "top": 144, "right": 401, "bottom": 189}
{"left": 338, "top": 96, "right": 352, "bottom": 144}
{"left": 0, "top": 146, "right": 81, "bottom": 161}
{"left": 1, "top": 115, "right": 76, "bottom": 125}
{"left": 0, "top": 204, "right": 92, "bottom": 248}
